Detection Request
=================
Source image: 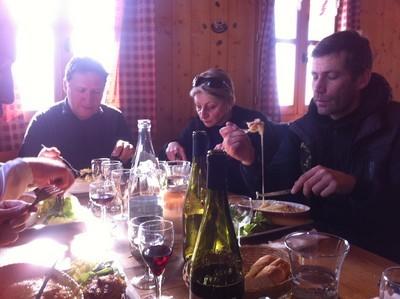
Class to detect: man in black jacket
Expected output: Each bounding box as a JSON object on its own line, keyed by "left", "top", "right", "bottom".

{"left": 220, "top": 31, "right": 400, "bottom": 263}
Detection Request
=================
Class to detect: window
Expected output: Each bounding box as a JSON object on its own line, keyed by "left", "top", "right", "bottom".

{"left": 5, "top": 0, "right": 117, "bottom": 111}
{"left": 274, "top": 0, "right": 336, "bottom": 121}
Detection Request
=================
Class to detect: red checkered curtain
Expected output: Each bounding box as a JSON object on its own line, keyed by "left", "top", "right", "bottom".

{"left": 256, "top": 0, "right": 281, "bottom": 122}
{"left": 0, "top": 2, "right": 27, "bottom": 152}
{"left": 336, "top": 0, "right": 361, "bottom": 31}
{"left": 109, "top": 0, "right": 157, "bottom": 136}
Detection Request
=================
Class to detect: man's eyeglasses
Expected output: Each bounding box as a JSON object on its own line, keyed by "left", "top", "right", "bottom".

{"left": 192, "top": 76, "right": 230, "bottom": 89}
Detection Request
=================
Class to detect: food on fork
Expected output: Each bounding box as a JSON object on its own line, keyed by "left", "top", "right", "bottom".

{"left": 246, "top": 118, "right": 265, "bottom": 135}
{"left": 245, "top": 254, "right": 290, "bottom": 293}
{"left": 79, "top": 168, "right": 93, "bottom": 182}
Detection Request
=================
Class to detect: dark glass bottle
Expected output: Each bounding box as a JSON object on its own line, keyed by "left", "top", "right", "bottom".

{"left": 183, "top": 131, "right": 208, "bottom": 262}
{"left": 190, "top": 150, "right": 244, "bottom": 299}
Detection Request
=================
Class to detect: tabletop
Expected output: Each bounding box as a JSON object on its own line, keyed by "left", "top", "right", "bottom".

{"left": 0, "top": 189, "right": 397, "bottom": 299}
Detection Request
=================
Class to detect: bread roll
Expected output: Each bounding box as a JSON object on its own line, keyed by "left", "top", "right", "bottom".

{"left": 245, "top": 254, "right": 290, "bottom": 293}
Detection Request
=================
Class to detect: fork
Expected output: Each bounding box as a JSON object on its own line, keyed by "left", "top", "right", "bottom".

{"left": 29, "top": 186, "right": 64, "bottom": 211}
{"left": 40, "top": 144, "right": 80, "bottom": 178}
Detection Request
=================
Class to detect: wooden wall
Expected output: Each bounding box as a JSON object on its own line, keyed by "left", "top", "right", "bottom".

{"left": 360, "top": 0, "right": 400, "bottom": 102}
{"left": 153, "top": 0, "right": 259, "bottom": 152}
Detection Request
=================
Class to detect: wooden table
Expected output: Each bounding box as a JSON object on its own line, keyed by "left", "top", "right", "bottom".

{"left": 0, "top": 190, "right": 397, "bottom": 299}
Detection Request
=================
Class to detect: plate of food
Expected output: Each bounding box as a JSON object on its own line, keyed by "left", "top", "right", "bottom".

{"left": 68, "top": 168, "right": 93, "bottom": 194}
{"left": 253, "top": 200, "right": 311, "bottom": 226}
{"left": 67, "top": 259, "right": 127, "bottom": 298}
{"left": 0, "top": 263, "right": 84, "bottom": 299}
{"left": 25, "top": 193, "right": 89, "bottom": 228}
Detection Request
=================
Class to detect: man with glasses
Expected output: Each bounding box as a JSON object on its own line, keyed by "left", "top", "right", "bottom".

{"left": 221, "top": 31, "right": 400, "bottom": 263}
{"left": 19, "top": 56, "right": 134, "bottom": 170}
{"left": 161, "top": 68, "right": 286, "bottom": 196}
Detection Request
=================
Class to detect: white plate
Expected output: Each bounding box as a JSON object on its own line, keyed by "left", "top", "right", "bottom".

{"left": 68, "top": 179, "right": 89, "bottom": 194}
{"left": 0, "top": 263, "right": 83, "bottom": 299}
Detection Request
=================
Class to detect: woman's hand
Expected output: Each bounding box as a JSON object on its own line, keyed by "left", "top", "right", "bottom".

{"left": 23, "top": 157, "right": 75, "bottom": 191}
{"left": 219, "top": 122, "right": 255, "bottom": 165}
{"left": 165, "top": 142, "right": 187, "bottom": 161}
{"left": 0, "top": 200, "right": 31, "bottom": 246}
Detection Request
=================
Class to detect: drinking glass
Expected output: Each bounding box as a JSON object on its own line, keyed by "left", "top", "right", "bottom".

{"left": 111, "top": 168, "right": 131, "bottom": 220}
{"left": 89, "top": 180, "right": 116, "bottom": 222}
{"left": 128, "top": 215, "right": 163, "bottom": 290}
{"left": 159, "top": 161, "right": 191, "bottom": 192}
{"left": 91, "top": 158, "right": 110, "bottom": 182}
{"left": 101, "top": 160, "right": 123, "bottom": 181}
{"left": 380, "top": 266, "right": 400, "bottom": 299}
{"left": 228, "top": 195, "right": 253, "bottom": 245}
{"left": 284, "top": 231, "right": 350, "bottom": 299}
{"left": 138, "top": 219, "right": 174, "bottom": 299}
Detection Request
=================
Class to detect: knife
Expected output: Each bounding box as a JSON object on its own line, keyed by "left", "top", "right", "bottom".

{"left": 256, "top": 189, "right": 292, "bottom": 199}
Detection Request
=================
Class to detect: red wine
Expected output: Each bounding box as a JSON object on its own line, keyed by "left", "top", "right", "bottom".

{"left": 142, "top": 245, "right": 172, "bottom": 276}
{"left": 190, "top": 264, "right": 244, "bottom": 299}
{"left": 91, "top": 193, "right": 114, "bottom": 206}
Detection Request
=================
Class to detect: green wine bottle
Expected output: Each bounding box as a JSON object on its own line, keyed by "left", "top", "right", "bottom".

{"left": 183, "top": 131, "right": 208, "bottom": 262}
{"left": 190, "top": 150, "right": 244, "bottom": 299}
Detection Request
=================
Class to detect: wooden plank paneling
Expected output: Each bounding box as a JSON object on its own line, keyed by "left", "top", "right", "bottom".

{"left": 154, "top": 0, "right": 259, "bottom": 153}
{"left": 361, "top": 0, "right": 400, "bottom": 101}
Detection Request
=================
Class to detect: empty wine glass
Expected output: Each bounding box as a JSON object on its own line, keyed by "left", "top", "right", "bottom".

{"left": 89, "top": 180, "right": 116, "bottom": 222}
{"left": 128, "top": 215, "right": 163, "bottom": 290}
{"left": 380, "top": 266, "right": 400, "bottom": 299}
{"left": 111, "top": 168, "right": 130, "bottom": 220}
{"left": 101, "top": 160, "right": 123, "bottom": 181}
{"left": 91, "top": 158, "right": 110, "bottom": 182}
{"left": 138, "top": 219, "right": 174, "bottom": 299}
{"left": 229, "top": 195, "right": 253, "bottom": 245}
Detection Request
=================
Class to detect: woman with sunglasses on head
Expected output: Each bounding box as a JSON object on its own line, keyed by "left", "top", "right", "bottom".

{"left": 161, "top": 68, "right": 285, "bottom": 197}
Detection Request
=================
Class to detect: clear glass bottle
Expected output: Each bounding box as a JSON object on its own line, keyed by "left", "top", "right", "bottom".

{"left": 128, "top": 119, "right": 162, "bottom": 219}
{"left": 183, "top": 131, "right": 208, "bottom": 261}
{"left": 190, "top": 150, "right": 244, "bottom": 299}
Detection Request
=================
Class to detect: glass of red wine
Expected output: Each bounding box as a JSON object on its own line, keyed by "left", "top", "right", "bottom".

{"left": 89, "top": 180, "right": 116, "bottom": 222}
{"left": 138, "top": 219, "right": 174, "bottom": 299}
{"left": 128, "top": 215, "right": 163, "bottom": 290}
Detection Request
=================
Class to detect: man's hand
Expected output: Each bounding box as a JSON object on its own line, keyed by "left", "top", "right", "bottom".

{"left": 291, "top": 165, "right": 356, "bottom": 198}
{"left": 23, "top": 157, "right": 75, "bottom": 191}
{"left": 111, "top": 140, "right": 134, "bottom": 163}
{"left": 165, "top": 142, "right": 187, "bottom": 161}
{"left": 38, "top": 146, "right": 61, "bottom": 159}
{"left": 219, "top": 122, "right": 255, "bottom": 166}
{"left": 0, "top": 200, "right": 31, "bottom": 246}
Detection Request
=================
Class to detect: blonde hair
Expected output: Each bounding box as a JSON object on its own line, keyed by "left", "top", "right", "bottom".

{"left": 190, "top": 68, "right": 235, "bottom": 105}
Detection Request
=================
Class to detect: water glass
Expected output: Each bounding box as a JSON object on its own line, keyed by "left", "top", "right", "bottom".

{"left": 159, "top": 160, "right": 191, "bottom": 192}
{"left": 380, "top": 266, "right": 400, "bottom": 299}
{"left": 284, "top": 231, "right": 350, "bottom": 299}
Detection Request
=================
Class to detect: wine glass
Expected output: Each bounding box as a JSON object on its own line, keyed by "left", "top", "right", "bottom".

{"left": 89, "top": 180, "right": 116, "bottom": 222}
{"left": 128, "top": 215, "right": 163, "bottom": 290}
{"left": 111, "top": 168, "right": 131, "bottom": 220}
{"left": 379, "top": 266, "right": 400, "bottom": 298}
{"left": 138, "top": 219, "right": 174, "bottom": 299}
{"left": 101, "top": 160, "right": 123, "bottom": 181}
{"left": 91, "top": 158, "right": 110, "bottom": 182}
{"left": 229, "top": 195, "right": 253, "bottom": 245}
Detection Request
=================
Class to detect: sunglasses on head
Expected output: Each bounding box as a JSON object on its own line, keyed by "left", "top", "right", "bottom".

{"left": 192, "top": 76, "right": 230, "bottom": 89}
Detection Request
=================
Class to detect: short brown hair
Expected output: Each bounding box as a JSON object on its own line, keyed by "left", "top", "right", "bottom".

{"left": 312, "top": 31, "right": 372, "bottom": 77}
{"left": 64, "top": 56, "right": 108, "bottom": 82}
{"left": 190, "top": 68, "right": 235, "bottom": 104}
